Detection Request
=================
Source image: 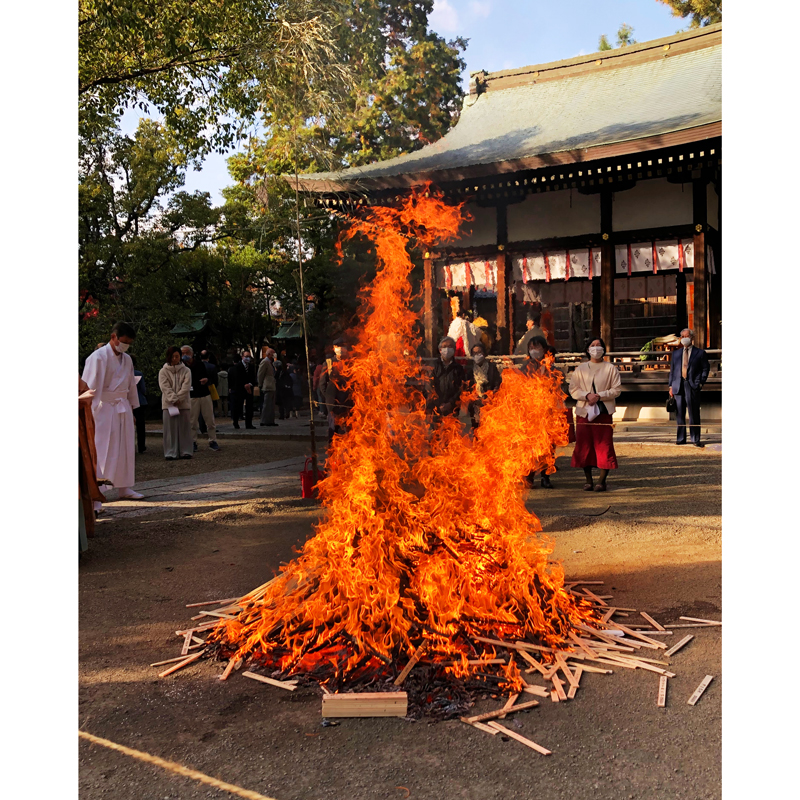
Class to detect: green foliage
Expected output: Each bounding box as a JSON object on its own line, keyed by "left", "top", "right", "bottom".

{"left": 598, "top": 34, "right": 613, "bottom": 51}
{"left": 598, "top": 23, "right": 637, "bottom": 52}
{"left": 655, "top": 0, "right": 722, "bottom": 28}
{"left": 79, "top": 0, "right": 350, "bottom": 156}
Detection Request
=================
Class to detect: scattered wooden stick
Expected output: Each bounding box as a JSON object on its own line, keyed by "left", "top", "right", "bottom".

{"left": 150, "top": 655, "right": 193, "bottom": 668}
{"left": 517, "top": 650, "right": 548, "bottom": 674}
{"left": 551, "top": 674, "right": 568, "bottom": 701}
{"left": 185, "top": 597, "right": 240, "bottom": 608}
{"left": 601, "top": 607, "right": 617, "bottom": 623}
{"left": 612, "top": 624, "right": 668, "bottom": 649}
{"left": 218, "top": 658, "right": 238, "bottom": 681}
{"left": 639, "top": 612, "right": 666, "bottom": 631}
{"left": 687, "top": 675, "right": 714, "bottom": 706}
{"left": 581, "top": 588, "right": 608, "bottom": 607}
{"left": 180, "top": 631, "right": 192, "bottom": 656}
{"left": 568, "top": 580, "right": 604, "bottom": 586}
{"left": 667, "top": 623, "right": 721, "bottom": 629}
{"left": 175, "top": 621, "right": 220, "bottom": 636}
{"left": 242, "top": 671, "right": 297, "bottom": 691}
{"left": 158, "top": 652, "right": 202, "bottom": 678}
{"left": 657, "top": 675, "right": 668, "bottom": 708}
{"left": 522, "top": 685, "right": 551, "bottom": 698}
{"left": 550, "top": 690, "right": 559, "bottom": 702}
{"left": 461, "top": 719, "right": 499, "bottom": 735}
{"left": 665, "top": 634, "right": 694, "bottom": 657}
{"left": 394, "top": 642, "right": 427, "bottom": 686}
{"left": 572, "top": 663, "right": 613, "bottom": 675}
{"left": 465, "top": 699, "right": 540, "bottom": 724}
{"left": 679, "top": 617, "right": 722, "bottom": 626}
{"left": 499, "top": 693, "right": 520, "bottom": 719}
{"left": 487, "top": 722, "right": 551, "bottom": 755}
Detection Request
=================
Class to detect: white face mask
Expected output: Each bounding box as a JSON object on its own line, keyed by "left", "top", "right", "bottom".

{"left": 116, "top": 341, "right": 130, "bottom": 353}
{"left": 473, "top": 353, "right": 485, "bottom": 364}
{"left": 588, "top": 346, "right": 604, "bottom": 359}
{"left": 440, "top": 347, "right": 455, "bottom": 361}
{"left": 529, "top": 347, "right": 544, "bottom": 360}
{"left": 334, "top": 347, "right": 345, "bottom": 358}
{"left": 680, "top": 337, "right": 692, "bottom": 347}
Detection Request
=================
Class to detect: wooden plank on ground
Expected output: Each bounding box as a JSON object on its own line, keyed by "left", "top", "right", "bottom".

{"left": 499, "top": 693, "right": 520, "bottom": 719}
{"left": 180, "top": 631, "right": 192, "bottom": 656}
{"left": 640, "top": 612, "right": 666, "bottom": 631}
{"left": 150, "top": 655, "right": 192, "bottom": 668}
{"left": 657, "top": 675, "right": 668, "bottom": 707}
{"left": 551, "top": 674, "right": 568, "bottom": 701}
{"left": 522, "top": 685, "right": 551, "bottom": 698}
{"left": 460, "top": 719, "right": 499, "bottom": 735}
{"left": 517, "top": 650, "right": 548, "bottom": 674}
{"left": 687, "top": 675, "right": 714, "bottom": 706}
{"left": 218, "top": 658, "right": 237, "bottom": 681}
{"left": 322, "top": 691, "right": 408, "bottom": 718}
{"left": 679, "top": 616, "right": 722, "bottom": 626}
{"left": 186, "top": 597, "right": 240, "bottom": 608}
{"left": 487, "top": 722, "right": 551, "bottom": 755}
{"left": 241, "top": 671, "right": 297, "bottom": 691}
{"left": 465, "top": 699, "right": 540, "bottom": 724}
{"left": 664, "top": 634, "right": 694, "bottom": 657}
{"left": 158, "top": 652, "right": 202, "bottom": 678}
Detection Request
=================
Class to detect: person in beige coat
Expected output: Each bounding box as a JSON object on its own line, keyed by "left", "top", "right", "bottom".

{"left": 569, "top": 337, "right": 622, "bottom": 491}
{"left": 158, "top": 346, "right": 193, "bottom": 460}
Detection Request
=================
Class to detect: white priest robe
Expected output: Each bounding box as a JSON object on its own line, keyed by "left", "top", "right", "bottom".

{"left": 81, "top": 344, "right": 140, "bottom": 490}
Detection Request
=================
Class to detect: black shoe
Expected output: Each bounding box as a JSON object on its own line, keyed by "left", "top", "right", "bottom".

{"left": 209, "top": 441, "right": 221, "bottom": 451}
{"left": 233, "top": 422, "right": 240, "bottom": 429}
{"left": 193, "top": 442, "right": 198, "bottom": 452}
{"left": 165, "top": 456, "right": 176, "bottom": 461}
{"left": 693, "top": 442, "right": 705, "bottom": 448}
{"left": 260, "top": 423, "right": 267, "bottom": 427}
{"left": 245, "top": 424, "right": 256, "bottom": 429}
{"left": 540, "top": 475, "right": 554, "bottom": 489}
{"left": 676, "top": 441, "right": 687, "bottom": 445}
{"left": 138, "top": 447, "right": 147, "bottom": 453}
{"left": 181, "top": 454, "right": 193, "bottom": 459}
{"left": 267, "top": 423, "right": 278, "bottom": 427}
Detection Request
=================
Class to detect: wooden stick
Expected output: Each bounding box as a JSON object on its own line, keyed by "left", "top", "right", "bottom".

{"left": 180, "top": 631, "right": 192, "bottom": 656}
{"left": 516, "top": 650, "right": 548, "bottom": 674}
{"left": 567, "top": 667, "right": 583, "bottom": 699}
{"left": 487, "top": 722, "right": 551, "bottom": 755}
{"left": 666, "top": 623, "right": 722, "bottom": 629}
{"left": 522, "top": 685, "right": 551, "bottom": 698}
{"left": 322, "top": 692, "right": 407, "bottom": 718}
{"left": 185, "top": 597, "right": 240, "bottom": 608}
{"left": 657, "top": 675, "right": 668, "bottom": 707}
{"left": 580, "top": 588, "right": 608, "bottom": 607}
{"left": 150, "top": 655, "right": 193, "bottom": 667}
{"left": 436, "top": 658, "right": 506, "bottom": 667}
{"left": 465, "top": 699, "right": 540, "bottom": 724}
{"left": 612, "top": 623, "right": 668, "bottom": 649}
{"left": 551, "top": 674, "right": 568, "bottom": 701}
{"left": 601, "top": 607, "right": 617, "bottom": 623}
{"left": 499, "top": 693, "right": 520, "bottom": 719}
{"left": 569, "top": 632, "right": 600, "bottom": 659}
{"left": 175, "top": 621, "right": 221, "bottom": 636}
{"left": 572, "top": 663, "right": 613, "bottom": 674}
{"left": 679, "top": 616, "right": 722, "bottom": 626}
{"left": 474, "top": 636, "right": 560, "bottom": 655}
{"left": 242, "top": 671, "right": 297, "bottom": 691}
{"left": 460, "top": 719, "right": 499, "bottom": 735}
{"left": 158, "top": 652, "right": 202, "bottom": 678}
{"left": 394, "top": 642, "right": 427, "bottom": 686}
{"left": 218, "top": 658, "right": 237, "bottom": 681}
{"left": 639, "top": 612, "right": 666, "bottom": 631}
{"left": 550, "top": 690, "right": 559, "bottom": 702}
{"left": 664, "top": 634, "right": 694, "bottom": 658}
{"left": 687, "top": 675, "right": 714, "bottom": 705}
{"left": 568, "top": 580, "right": 604, "bottom": 585}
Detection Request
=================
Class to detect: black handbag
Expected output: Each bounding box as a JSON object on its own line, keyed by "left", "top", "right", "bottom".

{"left": 666, "top": 395, "right": 677, "bottom": 413}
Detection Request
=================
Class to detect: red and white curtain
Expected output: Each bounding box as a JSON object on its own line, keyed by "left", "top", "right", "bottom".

{"left": 435, "top": 258, "right": 498, "bottom": 291}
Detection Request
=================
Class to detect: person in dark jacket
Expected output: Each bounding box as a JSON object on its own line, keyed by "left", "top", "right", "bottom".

{"left": 324, "top": 338, "right": 354, "bottom": 442}
{"left": 229, "top": 350, "right": 257, "bottom": 429}
{"left": 668, "top": 327, "right": 710, "bottom": 447}
{"left": 426, "top": 336, "right": 465, "bottom": 421}
{"left": 465, "top": 342, "right": 501, "bottom": 430}
{"left": 275, "top": 358, "right": 294, "bottom": 420}
{"left": 132, "top": 359, "right": 148, "bottom": 453}
{"left": 182, "top": 345, "right": 220, "bottom": 450}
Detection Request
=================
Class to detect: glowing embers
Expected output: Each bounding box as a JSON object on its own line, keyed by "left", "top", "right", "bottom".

{"left": 203, "top": 187, "right": 591, "bottom": 714}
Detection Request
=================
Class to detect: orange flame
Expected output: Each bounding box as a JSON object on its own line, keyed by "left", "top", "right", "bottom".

{"left": 208, "top": 187, "right": 597, "bottom": 692}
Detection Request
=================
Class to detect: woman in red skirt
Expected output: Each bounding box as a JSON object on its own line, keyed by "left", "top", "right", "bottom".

{"left": 569, "top": 338, "right": 622, "bottom": 492}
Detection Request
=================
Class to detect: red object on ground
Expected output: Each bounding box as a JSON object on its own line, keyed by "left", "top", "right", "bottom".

{"left": 570, "top": 413, "right": 618, "bottom": 469}
{"left": 300, "top": 457, "right": 320, "bottom": 498}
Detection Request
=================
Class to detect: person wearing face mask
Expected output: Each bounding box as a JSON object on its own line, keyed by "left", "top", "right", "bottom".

{"left": 519, "top": 336, "right": 559, "bottom": 488}
{"left": 183, "top": 345, "right": 221, "bottom": 450}
{"left": 668, "top": 328, "right": 710, "bottom": 447}
{"left": 569, "top": 337, "right": 622, "bottom": 492}
{"left": 230, "top": 350, "right": 257, "bottom": 429}
{"left": 426, "top": 336, "right": 465, "bottom": 421}
{"left": 81, "top": 321, "right": 144, "bottom": 506}
{"left": 465, "top": 342, "right": 501, "bottom": 430}
{"left": 158, "top": 346, "right": 193, "bottom": 459}
{"left": 514, "top": 312, "right": 546, "bottom": 356}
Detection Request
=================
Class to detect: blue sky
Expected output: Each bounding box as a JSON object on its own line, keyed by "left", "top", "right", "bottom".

{"left": 123, "top": 0, "right": 686, "bottom": 205}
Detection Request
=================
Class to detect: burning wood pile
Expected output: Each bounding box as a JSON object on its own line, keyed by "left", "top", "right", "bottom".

{"left": 151, "top": 189, "right": 720, "bottom": 754}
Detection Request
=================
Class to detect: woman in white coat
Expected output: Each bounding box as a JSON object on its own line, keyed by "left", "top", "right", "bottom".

{"left": 569, "top": 337, "right": 622, "bottom": 492}
{"left": 158, "top": 346, "right": 193, "bottom": 460}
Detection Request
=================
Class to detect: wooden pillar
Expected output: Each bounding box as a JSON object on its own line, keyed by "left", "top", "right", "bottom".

{"left": 708, "top": 177, "right": 721, "bottom": 348}
{"left": 692, "top": 176, "right": 708, "bottom": 349}
{"left": 591, "top": 277, "right": 601, "bottom": 339}
{"left": 423, "top": 253, "right": 435, "bottom": 357}
{"left": 600, "top": 190, "right": 615, "bottom": 349}
{"left": 495, "top": 203, "right": 510, "bottom": 354}
{"left": 675, "top": 272, "right": 688, "bottom": 332}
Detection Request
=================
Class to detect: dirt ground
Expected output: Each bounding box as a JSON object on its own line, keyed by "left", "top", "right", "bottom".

{"left": 79, "top": 444, "right": 721, "bottom": 800}
{"left": 134, "top": 439, "right": 316, "bottom": 482}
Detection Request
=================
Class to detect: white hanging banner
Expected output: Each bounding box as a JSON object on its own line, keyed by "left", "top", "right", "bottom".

{"left": 435, "top": 258, "right": 497, "bottom": 291}
{"left": 568, "top": 248, "right": 591, "bottom": 279}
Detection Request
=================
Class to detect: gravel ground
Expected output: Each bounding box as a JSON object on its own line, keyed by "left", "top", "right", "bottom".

{"left": 79, "top": 444, "right": 721, "bottom": 800}
{"left": 134, "top": 439, "right": 322, "bottom": 482}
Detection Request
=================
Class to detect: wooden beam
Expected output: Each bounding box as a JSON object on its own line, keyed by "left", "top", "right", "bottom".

{"left": 692, "top": 176, "right": 708, "bottom": 349}
{"left": 423, "top": 254, "right": 435, "bottom": 358}
{"left": 600, "top": 190, "right": 615, "bottom": 349}
{"left": 496, "top": 203, "right": 510, "bottom": 355}
{"left": 322, "top": 692, "right": 408, "bottom": 718}
{"left": 487, "top": 722, "right": 552, "bottom": 755}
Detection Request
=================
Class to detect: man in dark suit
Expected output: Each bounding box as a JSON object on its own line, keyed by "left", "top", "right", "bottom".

{"left": 669, "top": 328, "right": 710, "bottom": 447}
{"left": 229, "top": 350, "right": 257, "bottom": 429}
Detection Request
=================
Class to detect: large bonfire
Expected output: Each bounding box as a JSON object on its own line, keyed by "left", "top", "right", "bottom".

{"left": 204, "top": 189, "right": 603, "bottom": 716}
